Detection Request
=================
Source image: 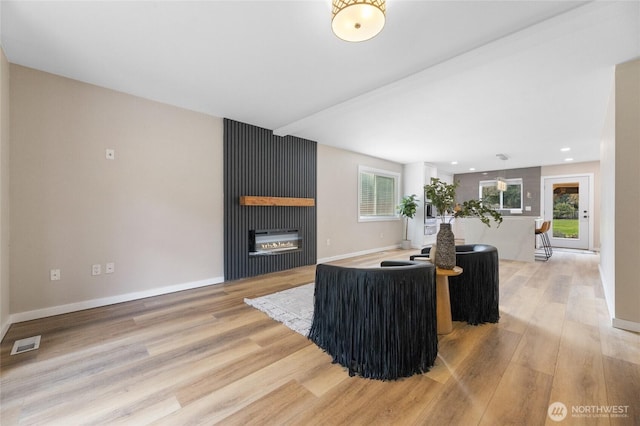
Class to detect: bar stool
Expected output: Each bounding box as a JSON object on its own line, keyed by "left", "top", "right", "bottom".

{"left": 535, "top": 221, "right": 553, "bottom": 260}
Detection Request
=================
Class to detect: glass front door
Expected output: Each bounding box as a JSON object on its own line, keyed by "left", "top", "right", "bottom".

{"left": 544, "top": 176, "right": 590, "bottom": 249}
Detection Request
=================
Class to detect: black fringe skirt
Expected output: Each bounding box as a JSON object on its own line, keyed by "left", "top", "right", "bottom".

{"left": 307, "top": 262, "right": 438, "bottom": 380}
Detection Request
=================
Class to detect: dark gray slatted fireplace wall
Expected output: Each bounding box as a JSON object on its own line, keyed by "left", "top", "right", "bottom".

{"left": 224, "top": 119, "right": 317, "bottom": 280}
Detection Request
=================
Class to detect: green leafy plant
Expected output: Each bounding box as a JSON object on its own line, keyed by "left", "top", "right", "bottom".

{"left": 424, "top": 178, "right": 502, "bottom": 227}
{"left": 397, "top": 194, "right": 419, "bottom": 240}
{"left": 424, "top": 178, "right": 458, "bottom": 223}
{"left": 456, "top": 199, "right": 503, "bottom": 227}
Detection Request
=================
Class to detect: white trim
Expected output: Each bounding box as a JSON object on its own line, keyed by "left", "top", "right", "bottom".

{"left": 598, "top": 263, "right": 615, "bottom": 321}
{"left": 358, "top": 216, "right": 402, "bottom": 223}
{"left": 541, "top": 173, "right": 595, "bottom": 251}
{"left": 598, "top": 265, "right": 639, "bottom": 332}
{"left": 8, "top": 276, "right": 225, "bottom": 324}
{"left": 317, "top": 244, "right": 401, "bottom": 264}
{"left": 612, "top": 317, "right": 640, "bottom": 333}
{"left": 1, "top": 320, "right": 10, "bottom": 341}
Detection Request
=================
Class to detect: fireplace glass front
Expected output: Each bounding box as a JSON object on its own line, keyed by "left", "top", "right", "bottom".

{"left": 249, "top": 229, "right": 302, "bottom": 255}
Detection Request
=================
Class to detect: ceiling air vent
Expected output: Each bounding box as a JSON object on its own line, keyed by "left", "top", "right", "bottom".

{"left": 11, "top": 335, "right": 41, "bottom": 355}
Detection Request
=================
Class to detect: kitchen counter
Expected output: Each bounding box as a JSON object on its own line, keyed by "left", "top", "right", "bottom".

{"left": 457, "top": 217, "right": 536, "bottom": 262}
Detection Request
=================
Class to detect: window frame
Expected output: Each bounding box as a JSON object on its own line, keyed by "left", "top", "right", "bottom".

{"left": 358, "top": 166, "right": 401, "bottom": 222}
{"left": 479, "top": 178, "right": 524, "bottom": 214}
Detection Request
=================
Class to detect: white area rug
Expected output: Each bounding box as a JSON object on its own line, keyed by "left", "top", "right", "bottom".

{"left": 244, "top": 283, "right": 315, "bottom": 336}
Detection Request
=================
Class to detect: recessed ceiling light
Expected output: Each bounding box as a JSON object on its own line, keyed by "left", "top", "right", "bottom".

{"left": 561, "top": 147, "right": 571, "bottom": 152}
{"left": 451, "top": 161, "right": 458, "bottom": 165}
{"left": 565, "top": 158, "right": 574, "bottom": 162}
{"left": 469, "top": 167, "right": 476, "bottom": 171}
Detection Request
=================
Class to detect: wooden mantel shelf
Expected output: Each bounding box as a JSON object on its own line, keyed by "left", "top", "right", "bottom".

{"left": 240, "top": 196, "right": 315, "bottom": 207}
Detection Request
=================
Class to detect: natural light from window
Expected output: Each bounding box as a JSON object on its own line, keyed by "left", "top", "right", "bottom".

{"left": 479, "top": 178, "right": 523, "bottom": 213}
{"left": 358, "top": 166, "right": 400, "bottom": 221}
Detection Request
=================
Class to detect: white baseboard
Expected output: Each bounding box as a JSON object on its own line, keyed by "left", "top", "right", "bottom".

{"left": 597, "top": 265, "right": 639, "bottom": 332}
{"left": 317, "top": 244, "right": 402, "bottom": 264}
{"left": 8, "top": 276, "right": 225, "bottom": 325}
{"left": 598, "top": 264, "right": 616, "bottom": 321}
{"left": 1, "top": 320, "right": 10, "bottom": 341}
{"left": 612, "top": 317, "right": 640, "bottom": 333}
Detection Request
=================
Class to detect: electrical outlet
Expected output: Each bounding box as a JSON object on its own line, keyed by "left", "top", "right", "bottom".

{"left": 326, "top": 239, "right": 331, "bottom": 246}
{"left": 50, "top": 269, "right": 60, "bottom": 281}
{"left": 106, "top": 149, "right": 115, "bottom": 160}
{"left": 105, "top": 262, "right": 115, "bottom": 274}
{"left": 92, "top": 264, "right": 101, "bottom": 276}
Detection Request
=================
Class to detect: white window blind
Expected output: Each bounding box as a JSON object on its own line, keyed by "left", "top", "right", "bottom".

{"left": 358, "top": 166, "right": 400, "bottom": 221}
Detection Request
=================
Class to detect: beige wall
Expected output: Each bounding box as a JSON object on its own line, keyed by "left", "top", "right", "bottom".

{"left": 600, "top": 75, "right": 616, "bottom": 321}
{"left": 5, "top": 65, "right": 407, "bottom": 324}
{"left": 541, "top": 161, "right": 601, "bottom": 250}
{"left": 10, "top": 65, "right": 224, "bottom": 317}
{"left": 613, "top": 58, "right": 640, "bottom": 327}
{"left": 0, "top": 47, "right": 10, "bottom": 337}
{"left": 601, "top": 58, "right": 640, "bottom": 331}
{"left": 317, "top": 144, "right": 403, "bottom": 261}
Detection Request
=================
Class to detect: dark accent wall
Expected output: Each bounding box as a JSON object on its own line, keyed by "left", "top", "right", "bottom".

{"left": 454, "top": 166, "right": 541, "bottom": 216}
{"left": 224, "top": 119, "right": 317, "bottom": 280}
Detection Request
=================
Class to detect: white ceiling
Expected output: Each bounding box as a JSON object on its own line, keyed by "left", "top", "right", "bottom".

{"left": 2, "top": 1, "right": 639, "bottom": 174}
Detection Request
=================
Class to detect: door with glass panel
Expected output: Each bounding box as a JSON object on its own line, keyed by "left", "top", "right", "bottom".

{"left": 543, "top": 176, "right": 590, "bottom": 249}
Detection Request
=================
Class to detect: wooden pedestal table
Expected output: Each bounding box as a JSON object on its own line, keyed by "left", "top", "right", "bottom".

{"left": 435, "top": 266, "right": 463, "bottom": 334}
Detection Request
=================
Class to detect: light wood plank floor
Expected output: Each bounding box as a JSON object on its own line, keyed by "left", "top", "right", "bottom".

{"left": 1, "top": 249, "right": 638, "bottom": 425}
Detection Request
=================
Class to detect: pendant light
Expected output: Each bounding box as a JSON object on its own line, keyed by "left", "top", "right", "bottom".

{"left": 496, "top": 154, "right": 509, "bottom": 192}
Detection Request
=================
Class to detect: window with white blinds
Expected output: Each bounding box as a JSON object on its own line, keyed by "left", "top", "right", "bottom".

{"left": 358, "top": 166, "right": 400, "bottom": 221}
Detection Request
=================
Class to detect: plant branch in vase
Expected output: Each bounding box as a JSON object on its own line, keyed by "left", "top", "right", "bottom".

{"left": 424, "top": 178, "right": 502, "bottom": 269}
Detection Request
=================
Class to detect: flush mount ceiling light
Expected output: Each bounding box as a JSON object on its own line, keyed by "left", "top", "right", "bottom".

{"left": 332, "top": 0, "right": 386, "bottom": 42}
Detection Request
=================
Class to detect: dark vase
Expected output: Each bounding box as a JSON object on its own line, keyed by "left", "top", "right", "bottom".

{"left": 435, "top": 223, "right": 456, "bottom": 269}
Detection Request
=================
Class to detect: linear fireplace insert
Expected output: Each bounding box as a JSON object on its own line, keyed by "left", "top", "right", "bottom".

{"left": 249, "top": 229, "right": 302, "bottom": 255}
